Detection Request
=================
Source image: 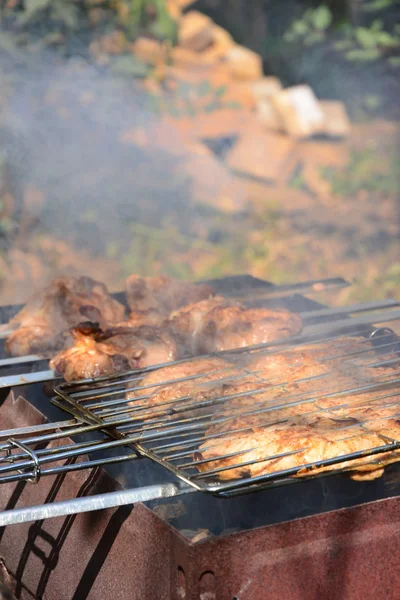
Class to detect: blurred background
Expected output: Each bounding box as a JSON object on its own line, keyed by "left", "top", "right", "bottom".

{"left": 0, "top": 0, "right": 399, "bottom": 305}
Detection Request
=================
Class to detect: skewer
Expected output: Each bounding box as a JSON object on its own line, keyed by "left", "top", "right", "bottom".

{"left": 0, "top": 370, "right": 57, "bottom": 388}
{"left": 301, "top": 298, "right": 400, "bottom": 320}
{"left": 223, "top": 277, "right": 349, "bottom": 300}
{"left": 0, "top": 354, "right": 44, "bottom": 367}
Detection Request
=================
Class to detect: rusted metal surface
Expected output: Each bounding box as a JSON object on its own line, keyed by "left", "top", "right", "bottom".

{"left": 0, "top": 394, "right": 174, "bottom": 600}
{"left": 168, "top": 495, "right": 400, "bottom": 600}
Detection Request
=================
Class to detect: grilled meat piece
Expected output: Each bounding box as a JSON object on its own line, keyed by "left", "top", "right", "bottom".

{"left": 6, "top": 276, "right": 125, "bottom": 356}
{"left": 126, "top": 275, "right": 215, "bottom": 326}
{"left": 197, "top": 411, "right": 400, "bottom": 482}
{"left": 126, "top": 356, "right": 241, "bottom": 418}
{"left": 126, "top": 336, "right": 378, "bottom": 423}
{"left": 50, "top": 322, "right": 178, "bottom": 382}
{"left": 195, "top": 337, "right": 400, "bottom": 482}
{"left": 168, "top": 296, "right": 303, "bottom": 354}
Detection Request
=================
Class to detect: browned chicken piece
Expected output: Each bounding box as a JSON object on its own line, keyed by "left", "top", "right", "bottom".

{"left": 127, "top": 337, "right": 383, "bottom": 424}
{"left": 125, "top": 275, "right": 215, "bottom": 327}
{"left": 218, "top": 344, "right": 399, "bottom": 430}
{"left": 197, "top": 412, "right": 400, "bottom": 482}
{"left": 168, "top": 296, "right": 303, "bottom": 354}
{"left": 211, "top": 340, "right": 363, "bottom": 418}
{"left": 194, "top": 338, "right": 400, "bottom": 482}
{"left": 126, "top": 356, "right": 243, "bottom": 420}
{"left": 6, "top": 276, "right": 126, "bottom": 356}
{"left": 50, "top": 322, "right": 178, "bottom": 382}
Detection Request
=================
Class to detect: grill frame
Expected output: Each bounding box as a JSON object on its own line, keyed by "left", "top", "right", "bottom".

{"left": 52, "top": 308, "right": 400, "bottom": 498}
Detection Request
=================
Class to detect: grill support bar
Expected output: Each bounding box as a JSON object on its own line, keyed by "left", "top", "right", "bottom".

{"left": 0, "top": 481, "right": 193, "bottom": 526}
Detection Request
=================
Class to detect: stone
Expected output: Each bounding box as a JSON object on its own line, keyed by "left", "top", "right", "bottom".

{"left": 225, "top": 130, "right": 298, "bottom": 183}
{"left": 178, "top": 11, "right": 214, "bottom": 52}
{"left": 100, "top": 30, "right": 127, "bottom": 54}
{"left": 170, "top": 46, "right": 215, "bottom": 69}
{"left": 302, "top": 163, "right": 332, "bottom": 201}
{"left": 248, "top": 76, "right": 283, "bottom": 101}
{"left": 299, "top": 140, "right": 350, "bottom": 169}
{"left": 183, "top": 143, "right": 247, "bottom": 213}
{"left": 163, "top": 108, "right": 257, "bottom": 141}
{"left": 223, "top": 45, "right": 263, "bottom": 81}
{"left": 177, "top": 0, "right": 197, "bottom": 7}
{"left": 320, "top": 100, "right": 351, "bottom": 138}
{"left": 270, "top": 85, "right": 326, "bottom": 138}
{"left": 165, "top": 64, "right": 232, "bottom": 90}
{"left": 131, "top": 37, "right": 165, "bottom": 65}
{"left": 202, "top": 24, "right": 235, "bottom": 61}
{"left": 223, "top": 83, "right": 257, "bottom": 110}
{"left": 256, "top": 98, "right": 284, "bottom": 132}
{"left": 166, "top": 0, "right": 182, "bottom": 21}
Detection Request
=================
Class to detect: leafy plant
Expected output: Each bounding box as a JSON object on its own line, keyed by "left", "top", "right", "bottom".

{"left": 321, "top": 149, "right": 400, "bottom": 197}
{"left": 116, "top": 0, "right": 177, "bottom": 43}
{"left": 362, "top": 0, "right": 400, "bottom": 12}
{"left": 284, "top": 5, "right": 333, "bottom": 46}
{"left": 334, "top": 19, "right": 400, "bottom": 63}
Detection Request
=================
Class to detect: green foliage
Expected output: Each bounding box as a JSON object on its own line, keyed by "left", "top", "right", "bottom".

{"left": 362, "top": 0, "right": 400, "bottom": 12}
{"left": 321, "top": 150, "right": 400, "bottom": 197}
{"left": 283, "top": 3, "right": 400, "bottom": 68}
{"left": 334, "top": 19, "right": 400, "bottom": 64}
{"left": 117, "top": 0, "right": 177, "bottom": 43}
{"left": 284, "top": 5, "right": 332, "bottom": 46}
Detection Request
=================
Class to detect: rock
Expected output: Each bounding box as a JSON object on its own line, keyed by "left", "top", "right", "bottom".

{"left": 165, "top": 64, "right": 232, "bottom": 88}
{"left": 270, "top": 85, "right": 326, "bottom": 138}
{"left": 223, "top": 83, "right": 257, "bottom": 110}
{"left": 302, "top": 162, "right": 332, "bottom": 201}
{"left": 166, "top": 0, "right": 182, "bottom": 20}
{"left": 183, "top": 143, "right": 247, "bottom": 213}
{"left": 131, "top": 37, "right": 165, "bottom": 65}
{"left": 222, "top": 45, "right": 263, "bottom": 81}
{"left": 170, "top": 46, "right": 215, "bottom": 69}
{"left": 320, "top": 100, "right": 351, "bottom": 138}
{"left": 100, "top": 30, "right": 128, "bottom": 55}
{"left": 299, "top": 140, "right": 350, "bottom": 169}
{"left": 248, "top": 76, "right": 283, "bottom": 101}
{"left": 177, "top": 0, "right": 197, "bottom": 7}
{"left": 225, "top": 130, "right": 298, "bottom": 183}
{"left": 202, "top": 24, "right": 235, "bottom": 61}
{"left": 256, "top": 98, "right": 284, "bottom": 132}
{"left": 178, "top": 11, "right": 214, "bottom": 52}
{"left": 163, "top": 108, "right": 256, "bottom": 140}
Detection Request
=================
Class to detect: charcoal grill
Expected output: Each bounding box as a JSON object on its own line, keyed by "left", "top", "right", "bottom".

{"left": 0, "top": 275, "right": 400, "bottom": 600}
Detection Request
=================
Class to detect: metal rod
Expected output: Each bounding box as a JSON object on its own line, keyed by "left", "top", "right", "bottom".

{"left": 301, "top": 299, "right": 400, "bottom": 320}
{"left": 0, "top": 482, "right": 193, "bottom": 526}
{"left": 223, "top": 277, "right": 349, "bottom": 300}
{"left": 0, "top": 370, "right": 56, "bottom": 388}
{"left": 0, "top": 354, "right": 44, "bottom": 367}
{"left": 0, "top": 419, "right": 77, "bottom": 438}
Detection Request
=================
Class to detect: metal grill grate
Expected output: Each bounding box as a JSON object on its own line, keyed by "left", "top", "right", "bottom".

{"left": 53, "top": 305, "right": 400, "bottom": 497}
